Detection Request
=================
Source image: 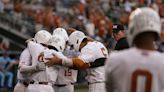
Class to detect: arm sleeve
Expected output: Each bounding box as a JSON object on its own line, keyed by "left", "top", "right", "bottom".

{"left": 66, "top": 48, "right": 94, "bottom": 69}
{"left": 78, "top": 48, "right": 95, "bottom": 63}
{"left": 27, "top": 41, "right": 42, "bottom": 65}
{"left": 19, "top": 48, "right": 37, "bottom": 73}
{"left": 27, "top": 41, "right": 46, "bottom": 71}
{"left": 89, "top": 58, "right": 106, "bottom": 68}
{"left": 19, "top": 65, "right": 37, "bottom": 73}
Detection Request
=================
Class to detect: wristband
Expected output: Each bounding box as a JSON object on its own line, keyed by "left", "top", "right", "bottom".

{"left": 62, "top": 58, "right": 73, "bottom": 67}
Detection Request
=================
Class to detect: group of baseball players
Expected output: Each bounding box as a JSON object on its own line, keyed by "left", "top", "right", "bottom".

{"left": 13, "top": 27, "right": 79, "bottom": 92}
{"left": 14, "top": 23, "right": 108, "bottom": 92}
{"left": 14, "top": 7, "right": 164, "bottom": 92}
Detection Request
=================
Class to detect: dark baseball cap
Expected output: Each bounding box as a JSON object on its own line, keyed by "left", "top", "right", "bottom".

{"left": 112, "top": 24, "right": 124, "bottom": 33}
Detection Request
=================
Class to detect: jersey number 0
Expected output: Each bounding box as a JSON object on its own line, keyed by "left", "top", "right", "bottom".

{"left": 131, "top": 69, "right": 152, "bottom": 92}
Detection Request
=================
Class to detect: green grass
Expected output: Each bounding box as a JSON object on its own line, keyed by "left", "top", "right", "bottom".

{"left": 0, "top": 86, "right": 88, "bottom": 92}
{"left": 75, "top": 88, "right": 88, "bottom": 92}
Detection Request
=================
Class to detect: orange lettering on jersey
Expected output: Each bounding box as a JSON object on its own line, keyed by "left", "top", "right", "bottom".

{"left": 38, "top": 52, "right": 44, "bottom": 62}
{"left": 131, "top": 69, "right": 152, "bottom": 92}
{"left": 72, "top": 58, "right": 90, "bottom": 69}
{"left": 101, "top": 48, "right": 107, "bottom": 57}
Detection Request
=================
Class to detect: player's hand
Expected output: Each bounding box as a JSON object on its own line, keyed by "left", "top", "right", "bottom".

{"left": 45, "top": 54, "right": 62, "bottom": 67}
{"left": 36, "top": 62, "right": 46, "bottom": 71}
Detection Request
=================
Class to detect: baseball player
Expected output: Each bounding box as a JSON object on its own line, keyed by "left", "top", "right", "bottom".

{"left": 14, "top": 39, "right": 49, "bottom": 92}
{"left": 46, "top": 31, "right": 108, "bottom": 92}
{"left": 42, "top": 35, "right": 66, "bottom": 84}
{"left": 105, "top": 7, "right": 164, "bottom": 92}
{"left": 26, "top": 30, "right": 54, "bottom": 92}
{"left": 52, "top": 28, "right": 78, "bottom": 92}
{"left": 14, "top": 48, "right": 31, "bottom": 92}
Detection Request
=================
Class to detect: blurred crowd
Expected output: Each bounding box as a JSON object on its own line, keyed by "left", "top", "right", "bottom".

{"left": 0, "top": 38, "right": 19, "bottom": 91}
{"left": 0, "top": 0, "right": 164, "bottom": 90}
{"left": 0, "top": 0, "right": 163, "bottom": 50}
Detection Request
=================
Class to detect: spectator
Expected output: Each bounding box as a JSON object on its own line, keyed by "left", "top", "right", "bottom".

{"left": 0, "top": 0, "right": 4, "bottom": 13}
{"left": 34, "top": 9, "right": 44, "bottom": 32}
{"left": 85, "top": 13, "right": 95, "bottom": 37}
{"left": 0, "top": 63, "right": 5, "bottom": 88}
{"left": 158, "top": 41, "right": 164, "bottom": 52}
{"left": 0, "top": 38, "right": 10, "bottom": 51}
{"left": 112, "top": 24, "right": 129, "bottom": 50}
{"left": 0, "top": 38, "right": 3, "bottom": 50}
{"left": 72, "top": 15, "right": 86, "bottom": 34}
{"left": 0, "top": 52, "right": 14, "bottom": 88}
{"left": 124, "top": 0, "right": 132, "bottom": 12}
{"left": 160, "top": 19, "right": 164, "bottom": 40}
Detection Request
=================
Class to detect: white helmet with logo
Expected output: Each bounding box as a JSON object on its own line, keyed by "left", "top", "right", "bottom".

{"left": 53, "top": 28, "right": 69, "bottom": 41}
{"left": 34, "top": 30, "right": 51, "bottom": 45}
{"left": 47, "top": 35, "right": 66, "bottom": 52}
{"left": 127, "top": 7, "right": 161, "bottom": 46}
{"left": 68, "top": 31, "right": 87, "bottom": 51}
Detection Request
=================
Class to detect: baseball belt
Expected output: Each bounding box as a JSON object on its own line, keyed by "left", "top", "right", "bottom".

{"left": 18, "top": 80, "right": 32, "bottom": 87}
{"left": 54, "top": 83, "right": 74, "bottom": 87}
{"left": 88, "top": 81, "right": 105, "bottom": 85}
{"left": 29, "top": 81, "right": 49, "bottom": 85}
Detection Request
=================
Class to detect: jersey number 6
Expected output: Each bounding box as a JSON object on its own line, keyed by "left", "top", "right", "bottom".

{"left": 131, "top": 69, "right": 152, "bottom": 92}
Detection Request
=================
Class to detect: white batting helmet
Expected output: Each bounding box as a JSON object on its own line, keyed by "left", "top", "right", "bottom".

{"left": 53, "top": 28, "right": 69, "bottom": 41}
{"left": 47, "top": 35, "right": 66, "bottom": 52}
{"left": 127, "top": 7, "right": 161, "bottom": 46}
{"left": 34, "top": 30, "right": 52, "bottom": 45}
{"left": 68, "top": 31, "right": 86, "bottom": 51}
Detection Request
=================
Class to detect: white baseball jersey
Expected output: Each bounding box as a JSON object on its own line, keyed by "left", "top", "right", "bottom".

{"left": 78, "top": 41, "right": 108, "bottom": 83}
{"left": 55, "top": 67, "right": 77, "bottom": 85}
{"left": 17, "top": 48, "right": 32, "bottom": 80}
{"left": 43, "top": 49, "right": 63, "bottom": 83}
{"left": 55, "top": 49, "right": 79, "bottom": 84}
{"left": 27, "top": 41, "right": 49, "bottom": 82}
{"left": 105, "top": 47, "right": 164, "bottom": 92}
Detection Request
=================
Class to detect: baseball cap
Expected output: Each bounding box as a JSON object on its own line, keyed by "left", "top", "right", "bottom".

{"left": 112, "top": 24, "right": 124, "bottom": 33}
